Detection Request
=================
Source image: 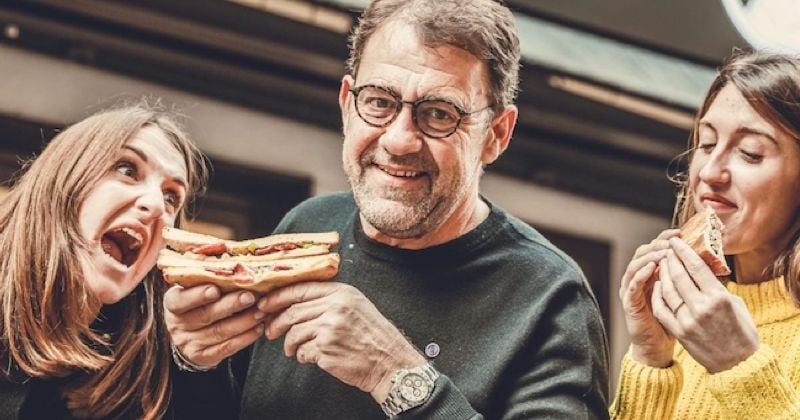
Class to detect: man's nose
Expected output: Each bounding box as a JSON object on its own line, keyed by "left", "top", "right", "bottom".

{"left": 379, "top": 104, "right": 423, "bottom": 155}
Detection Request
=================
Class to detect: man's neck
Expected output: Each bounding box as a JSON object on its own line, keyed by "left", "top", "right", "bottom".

{"left": 361, "top": 196, "right": 490, "bottom": 250}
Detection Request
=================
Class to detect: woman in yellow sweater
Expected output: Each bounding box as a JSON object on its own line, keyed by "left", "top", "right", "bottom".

{"left": 610, "top": 51, "right": 800, "bottom": 419}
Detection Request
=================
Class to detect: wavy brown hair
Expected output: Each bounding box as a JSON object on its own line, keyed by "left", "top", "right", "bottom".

{"left": 673, "top": 51, "right": 800, "bottom": 303}
{"left": 0, "top": 101, "right": 208, "bottom": 418}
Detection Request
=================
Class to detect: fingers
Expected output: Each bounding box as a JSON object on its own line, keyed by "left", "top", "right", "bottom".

{"left": 190, "top": 322, "right": 266, "bottom": 366}
{"left": 283, "top": 319, "right": 318, "bottom": 357}
{"left": 258, "top": 282, "right": 336, "bottom": 314}
{"left": 656, "top": 229, "right": 682, "bottom": 241}
{"left": 632, "top": 230, "right": 679, "bottom": 260}
{"left": 170, "top": 307, "right": 266, "bottom": 368}
{"left": 621, "top": 260, "right": 658, "bottom": 311}
{"left": 620, "top": 249, "right": 668, "bottom": 301}
{"left": 665, "top": 248, "right": 708, "bottom": 307}
{"left": 177, "top": 308, "right": 266, "bottom": 348}
{"left": 669, "top": 237, "right": 726, "bottom": 292}
{"left": 658, "top": 258, "right": 685, "bottom": 312}
{"left": 164, "top": 284, "right": 221, "bottom": 315}
{"left": 266, "top": 300, "right": 326, "bottom": 340}
{"left": 168, "top": 290, "right": 258, "bottom": 332}
{"left": 295, "top": 341, "right": 320, "bottom": 365}
{"left": 651, "top": 280, "right": 680, "bottom": 334}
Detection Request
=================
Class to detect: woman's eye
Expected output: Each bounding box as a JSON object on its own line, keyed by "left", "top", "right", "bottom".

{"left": 163, "top": 190, "right": 181, "bottom": 210}
{"left": 739, "top": 149, "right": 763, "bottom": 162}
{"left": 697, "top": 143, "right": 715, "bottom": 152}
{"left": 114, "top": 161, "right": 136, "bottom": 178}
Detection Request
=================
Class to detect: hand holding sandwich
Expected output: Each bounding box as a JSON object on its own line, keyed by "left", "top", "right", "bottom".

{"left": 650, "top": 238, "right": 759, "bottom": 373}
{"left": 257, "top": 282, "right": 427, "bottom": 403}
{"left": 619, "top": 229, "right": 680, "bottom": 368}
{"left": 161, "top": 227, "right": 341, "bottom": 369}
{"left": 165, "top": 284, "right": 266, "bottom": 369}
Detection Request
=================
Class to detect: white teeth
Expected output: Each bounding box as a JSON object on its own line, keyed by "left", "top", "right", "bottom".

{"left": 381, "top": 167, "right": 420, "bottom": 177}
{"left": 120, "top": 227, "right": 143, "bottom": 250}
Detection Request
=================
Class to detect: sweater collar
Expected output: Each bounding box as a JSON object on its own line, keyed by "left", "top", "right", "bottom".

{"left": 725, "top": 276, "right": 800, "bottom": 325}
{"left": 351, "top": 198, "right": 505, "bottom": 266}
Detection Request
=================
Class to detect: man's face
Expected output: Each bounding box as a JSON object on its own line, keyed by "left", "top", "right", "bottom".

{"left": 340, "top": 21, "right": 495, "bottom": 240}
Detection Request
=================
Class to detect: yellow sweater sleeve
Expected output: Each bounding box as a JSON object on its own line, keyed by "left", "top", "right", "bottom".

{"left": 707, "top": 345, "right": 800, "bottom": 420}
{"left": 609, "top": 350, "right": 683, "bottom": 420}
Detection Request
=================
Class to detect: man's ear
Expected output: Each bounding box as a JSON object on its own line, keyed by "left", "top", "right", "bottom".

{"left": 339, "top": 75, "right": 355, "bottom": 131}
{"left": 481, "top": 105, "right": 517, "bottom": 164}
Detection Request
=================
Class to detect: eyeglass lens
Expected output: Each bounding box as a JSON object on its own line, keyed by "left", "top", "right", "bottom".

{"left": 354, "top": 86, "right": 463, "bottom": 138}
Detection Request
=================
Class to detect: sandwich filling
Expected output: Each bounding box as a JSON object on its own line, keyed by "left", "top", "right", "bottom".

{"left": 204, "top": 263, "right": 294, "bottom": 285}
{"left": 707, "top": 213, "right": 723, "bottom": 257}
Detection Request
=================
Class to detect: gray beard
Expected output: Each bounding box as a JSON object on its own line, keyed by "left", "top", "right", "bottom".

{"left": 351, "top": 182, "right": 444, "bottom": 239}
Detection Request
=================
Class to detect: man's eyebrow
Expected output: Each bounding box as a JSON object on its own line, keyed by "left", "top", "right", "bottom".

{"left": 122, "top": 145, "right": 188, "bottom": 188}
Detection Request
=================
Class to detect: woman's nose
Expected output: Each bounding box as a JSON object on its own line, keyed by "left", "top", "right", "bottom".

{"left": 697, "top": 151, "right": 731, "bottom": 185}
{"left": 134, "top": 185, "right": 165, "bottom": 222}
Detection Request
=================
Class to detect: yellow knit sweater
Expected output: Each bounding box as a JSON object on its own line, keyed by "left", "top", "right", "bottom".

{"left": 610, "top": 276, "right": 800, "bottom": 420}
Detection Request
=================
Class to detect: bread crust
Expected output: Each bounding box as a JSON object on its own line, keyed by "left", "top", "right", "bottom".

{"left": 680, "top": 207, "right": 731, "bottom": 276}
{"left": 160, "top": 252, "right": 340, "bottom": 294}
{"left": 162, "top": 227, "right": 339, "bottom": 255}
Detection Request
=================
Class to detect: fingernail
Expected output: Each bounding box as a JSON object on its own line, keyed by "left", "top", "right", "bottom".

{"left": 256, "top": 298, "right": 267, "bottom": 312}
{"left": 204, "top": 287, "right": 220, "bottom": 300}
{"left": 255, "top": 324, "right": 265, "bottom": 335}
{"left": 240, "top": 293, "right": 255, "bottom": 306}
{"left": 254, "top": 311, "right": 266, "bottom": 320}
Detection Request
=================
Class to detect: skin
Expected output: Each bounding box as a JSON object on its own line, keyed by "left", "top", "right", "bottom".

{"left": 163, "top": 19, "right": 518, "bottom": 403}
{"left": 80, "top": 125, "right": 188, "bottom": 318}
{"left": 620, "top": 84, "right": 800, "bottom": 372}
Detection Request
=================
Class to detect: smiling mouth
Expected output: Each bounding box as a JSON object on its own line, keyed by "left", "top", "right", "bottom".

{"left": 101, "top": 227, "right": 143, "bottom": 267}
{"left": 376, "top": 165, "right": 426, "bottom": 179}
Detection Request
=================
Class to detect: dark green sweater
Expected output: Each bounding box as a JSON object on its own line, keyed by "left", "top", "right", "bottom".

{"left": 174, "top": 192, "right": 609, "bottom": 419}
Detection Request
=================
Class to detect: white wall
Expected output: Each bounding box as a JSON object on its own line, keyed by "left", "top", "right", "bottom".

{"left": 0, "top": 44, "right": 671, "bottom": 387}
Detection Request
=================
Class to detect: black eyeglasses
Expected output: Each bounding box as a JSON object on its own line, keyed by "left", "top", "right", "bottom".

{"left": 349, "top": 85, "right": 492, "bottom": 139}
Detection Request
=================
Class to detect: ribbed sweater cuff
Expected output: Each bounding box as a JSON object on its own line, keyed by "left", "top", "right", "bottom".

{"left": 610, "top": 351, "right": 682, "bottom": 419}
{"left": 708, "top": 345, "right": 800, "bottom": 419}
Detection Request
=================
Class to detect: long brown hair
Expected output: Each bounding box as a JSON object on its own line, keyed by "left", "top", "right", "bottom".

{"left": 0, "top": 101, "right": 208, "bottom": 418}
{"left": 673, "top": 51, "right": 800, "bottom": 303}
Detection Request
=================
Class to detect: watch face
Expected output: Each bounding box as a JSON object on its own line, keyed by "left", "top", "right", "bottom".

{"left": 399, "top": 372, "right": 430, "bottom": 402}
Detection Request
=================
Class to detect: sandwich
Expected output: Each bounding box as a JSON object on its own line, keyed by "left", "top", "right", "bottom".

{"left": 679, "top": 207, "right": 731, "bottom": 276}
{"left": 157, "top": 227, "right": 340, "bottom": 294}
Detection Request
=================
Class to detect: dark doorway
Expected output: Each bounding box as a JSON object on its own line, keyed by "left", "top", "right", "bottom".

{"left": 534, "top": 224, "right": 611, "bottom": 335}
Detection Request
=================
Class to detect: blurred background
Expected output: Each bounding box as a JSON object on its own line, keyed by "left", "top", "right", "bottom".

{"left": 0, "top": 0, "right": 792, "bottom": 389}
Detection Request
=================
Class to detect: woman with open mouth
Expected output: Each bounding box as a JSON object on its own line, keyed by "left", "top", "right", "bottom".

{"left": 0, "top": 101, "right": 207, "bottom": 419}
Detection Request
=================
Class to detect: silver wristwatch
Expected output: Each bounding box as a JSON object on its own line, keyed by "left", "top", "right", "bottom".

{"left": 380, "top": 364, "right": 439, "bottom": 418}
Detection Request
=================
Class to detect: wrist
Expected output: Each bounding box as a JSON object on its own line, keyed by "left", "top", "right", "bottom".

{"left": 370, "top": 353, "right": 427, "bottom": 403}
{"left": 631, "top": 344, "right": 673, "bottom": 368}
{"left": 707, "top": 343, "right": 760, "bottom": 373}
{"left": 378, "top": 363, "right": 439, "bottom": 418}
{"left": 171, "top": 342, "right": 218, "bottom": 372}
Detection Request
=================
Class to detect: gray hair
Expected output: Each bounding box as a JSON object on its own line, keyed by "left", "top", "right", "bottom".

{"left": 346, "top": 0, "right": 521, "bottom": 110}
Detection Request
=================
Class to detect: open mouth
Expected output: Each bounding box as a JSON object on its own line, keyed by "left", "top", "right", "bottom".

{"left": 101, "top": 227, "right": 143, "bottom": 267}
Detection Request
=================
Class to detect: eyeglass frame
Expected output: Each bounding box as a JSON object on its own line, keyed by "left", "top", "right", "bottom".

{"left": 349, "top": 84, "right": 493, "bottom": 139}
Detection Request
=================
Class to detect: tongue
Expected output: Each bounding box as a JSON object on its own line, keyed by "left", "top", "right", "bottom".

{"left": 101, "top": 237, "right": 124, "bottom": 264}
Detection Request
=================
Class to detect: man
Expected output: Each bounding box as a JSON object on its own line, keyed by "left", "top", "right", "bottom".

{"left": 168, "top": 0, "right": 609, "bottom": 418}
